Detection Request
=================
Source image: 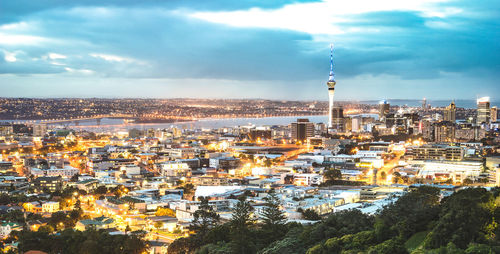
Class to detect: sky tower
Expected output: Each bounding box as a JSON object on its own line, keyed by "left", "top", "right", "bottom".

{"left": 327, "top": 44, "right": 336, "bottom": 128}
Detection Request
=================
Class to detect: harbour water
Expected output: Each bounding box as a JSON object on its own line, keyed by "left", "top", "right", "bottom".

{"left": 1, "top": 99, "right": 496, "bottom": 132}
{"left": 66, "top": 116, "right": 330, "bottom": 132}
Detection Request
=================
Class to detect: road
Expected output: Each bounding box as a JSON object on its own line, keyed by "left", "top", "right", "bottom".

{"left": 376, "top": 154, "right": 402, "bottom": 185}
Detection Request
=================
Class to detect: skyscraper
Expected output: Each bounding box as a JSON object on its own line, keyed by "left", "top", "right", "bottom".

{"left": 477, "top": 97, "right": 490, "bottom": 124}
{"left": 491, "top": 106, "right": 498, "bottom": 122}
{"left": 379, "top": 100, "right": 390, "bottom": 120}
{"left": 330, "top": 107, "right": 345, "bottom": 132}
{"left": 291, "top": 118, "right": 314, "bottom": 142}
{"left": 433, "top": 121, "right": 456, "bottom": 142}
{"left": 444, "top": 101, "right": 456, "bottom": 123}
{"left": 326, "top": 44, "right": 337, "bottom": 129}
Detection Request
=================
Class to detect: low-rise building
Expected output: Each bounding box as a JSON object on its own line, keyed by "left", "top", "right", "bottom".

{"left": 293, "top": 174, "right": 323, "bottom": 186}
{"left": 31, "top": 176, "right": 64, "bottom": 193}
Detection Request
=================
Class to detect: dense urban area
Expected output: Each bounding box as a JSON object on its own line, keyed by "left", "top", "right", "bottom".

{"left": 0, "top": 97, "right": 497, "bottom": 253}
{"left": 0, "top": 98, "right": 331, "bottom": 121}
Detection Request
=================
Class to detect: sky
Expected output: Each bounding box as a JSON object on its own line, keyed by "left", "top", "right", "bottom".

{"left": 0, "top": 0, "right": 499, "bottom": 101}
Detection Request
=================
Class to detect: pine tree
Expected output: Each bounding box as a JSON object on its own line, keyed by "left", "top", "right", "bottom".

{"left": 262, "top": 192, "right": 286, "bottom": 228}
{"left": 189, "top": 197, "right": 220, "bottom": 236}
{"left": 230, "top": 196, "right": 255, "bottom": 254}
{"left": 260, "top": 191, "right": 287, "bottom": 244}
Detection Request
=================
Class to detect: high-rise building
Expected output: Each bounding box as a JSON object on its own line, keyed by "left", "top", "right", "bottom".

{"left": 352, "top": 117, "right": 361, "bottom": 132}
{"left": 291, "top": 118, "right": 314, "bottom": 142}
{"left": 433, "top": 121, "right": 455, "bottom": 143}
{"left": 422, "top": 98, "right": 427, "bottom": 109}
{"left": 33, "top": 124, "right": 47, "bottom": 137}
{"left": 444, "top": 101, "right": 456, "bottom": 122}
{"left": 476, "top": 97, "right": 490, "bottom": 124}
{"left": 330, "top": 106, "right": 344, "bottom": 132}
{"left": 491, "top": 106, "right": 498, "bottom": 122}
{"left": 378, "top": 100, "right": 390, "bottom": 120}
{"left": 0, "top": 124, "right": 14, "bottom": 137}
{"left": 326, "top": 44, "right": 336, "bottom": 129}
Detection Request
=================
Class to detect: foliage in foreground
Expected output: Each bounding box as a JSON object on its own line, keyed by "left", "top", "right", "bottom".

{"left": 168, "top": 186, "right": 500, "bottom": 254}
{"left": 17, "top": 228, "right": 148, "bottom": 254}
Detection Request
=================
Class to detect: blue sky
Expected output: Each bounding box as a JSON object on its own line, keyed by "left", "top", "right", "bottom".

{"left": 0, "top": 0, "right": 499, "bottom": 100}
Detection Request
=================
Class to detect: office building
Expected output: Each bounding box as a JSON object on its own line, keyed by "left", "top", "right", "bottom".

{"left": 477, "top": 97, "right": 490, "bottom": 124}
{"left": 492, "top": 106, "right": 498, "bottom": 122}
{"left": 31, "top": 176, "right": 64, "bottom": 193}
{"left": 0, "top": 124, "right": 13, "bottom": 137}
{"left": 433, "top": 121, "right": 455, "bottom": 143}
{"left": 30, "top": 166, "right": 79, "bottom": 178}
{"left": 351, "top": 117, "right": 361, "bottom": 132}
{"left": 33, "top": 124, "right": 47, "bottom": 137}
{"left": 411, "top": 145, "right": 464, "bottom": 161}
{"left": 455, "top": 123, "right": 486, "bottom": 141}
{"left": 291, "top": 118, "right": 314, "bottom": 142}
{"left": 378, "top": 100, "right": 390, "bottom": 120}
{"left": 330, "top": 107, "right": 345, "bottom": 132}
{"left": 443, "top": 101, "right": 456, "bottom": 122}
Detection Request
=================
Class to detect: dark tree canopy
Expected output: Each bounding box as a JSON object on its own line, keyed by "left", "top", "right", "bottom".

{"left": 168, "top": 187, "right": 500, "bottom": 254}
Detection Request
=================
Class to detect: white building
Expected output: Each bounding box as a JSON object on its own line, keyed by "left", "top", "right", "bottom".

{"left": 356, "top": 150, "right": 383, "bottom": 158}
{"left": 417, "top": 161, "right": 482, "bottom": 183}
{"left": 120, "top": 165, "right": 140, "bottom": 177}
{"left": 297, "top": 154, "right": 325, "bottom": 164}
{"left": 0, "top": 222, "right": 20, "bottom": 237}
{"left": 30, "top": 166, "right": 79, "bottom": 178}
{"left": 42, "top": 201, "right": 60, "bottom": 213}
{"left": 293, "top": 174, "right": 323, "bottom": 186}
{"left": 159, "top": 162, "right": 190, "bottom": 177}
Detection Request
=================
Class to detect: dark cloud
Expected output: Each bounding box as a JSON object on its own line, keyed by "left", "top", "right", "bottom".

{"left": 0, "top": 0, "right": 498, "bottom": 99}
{"left": 1, "top": 0, "right": 321, "bottom": 24}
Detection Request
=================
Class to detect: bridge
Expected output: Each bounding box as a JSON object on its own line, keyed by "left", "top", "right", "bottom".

{"left": 38, "top": 114, "right": 135, "bottom": 126}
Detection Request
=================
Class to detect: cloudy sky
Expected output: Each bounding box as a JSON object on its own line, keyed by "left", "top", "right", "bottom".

{"left": 0, "top": 0, "right": 499, "bottom": 100}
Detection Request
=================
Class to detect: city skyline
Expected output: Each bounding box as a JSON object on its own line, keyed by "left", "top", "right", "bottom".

{"left": 1, "top": 0, "right": 499, "bottom": 100}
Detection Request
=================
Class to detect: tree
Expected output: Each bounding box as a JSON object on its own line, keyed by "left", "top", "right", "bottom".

{"left": 37, "top": 225, "right": 54, "bottom": 233}
{"left": 264, "top": 159, "right": 273, "bottom": 168}
{"left": 380, "top": 171, "right": 387, "bottom": 181}
{"left": 230, "top": 196, "right": 256, "bottom": 254}
{"left": 423, "top": 188, "right": 494, "bottom": 249}
{"left": 378, "top": 186, "right": 440, "bottom": 239}
{"left": 154, "top": 221, "right": 164, "bottom": 230}
{"left": 182, "top": 183, "right": 195, "bottom": 196}
{"left": 70, "top": 174, "right": 80, "bottom": 182}
{"left": 168, "top": 237, "right": 195, "bottom": 254}
{"left": 69, "top": 208, "right": 83, "bottom": 223}
{"left": 463, "top": 178, "right": 473, "bottom": 185}
{"left": 74, "top": 199, "right": 82, "bottom": 210}
{"left": 189, "top": 197, "right": 220, "bottom": 237}
{"left": 261, "top": 192, "right": 287, "bottom": 244}
{"left": 155, "top": 207, "right": 176, "bottom": 217}
{"left": 262, "top": 192, "right": 286, "bottom": 228}
{"left": 324, "top": 169, "right": 342, "bottom": 182}
{"left": 18, "top": 228, "right": 148, "bottom": 254}
{"left": 0, "top": 193, "right": 11, "bottom": 205}
{"left": 367, "top": 238, "right": 408, "bottom": 254}
{"left": 392, "top": 172, "right": 402, "bottom": 184}
{"left": 300, "top": 209, "right": 321, "bottom": 221}
{"left": 93, "top": 186, "right": 108, "bottom": 195}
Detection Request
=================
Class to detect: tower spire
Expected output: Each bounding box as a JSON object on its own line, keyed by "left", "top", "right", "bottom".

{"left": 329, "top": 43, "right": 335, "bottom": 82}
